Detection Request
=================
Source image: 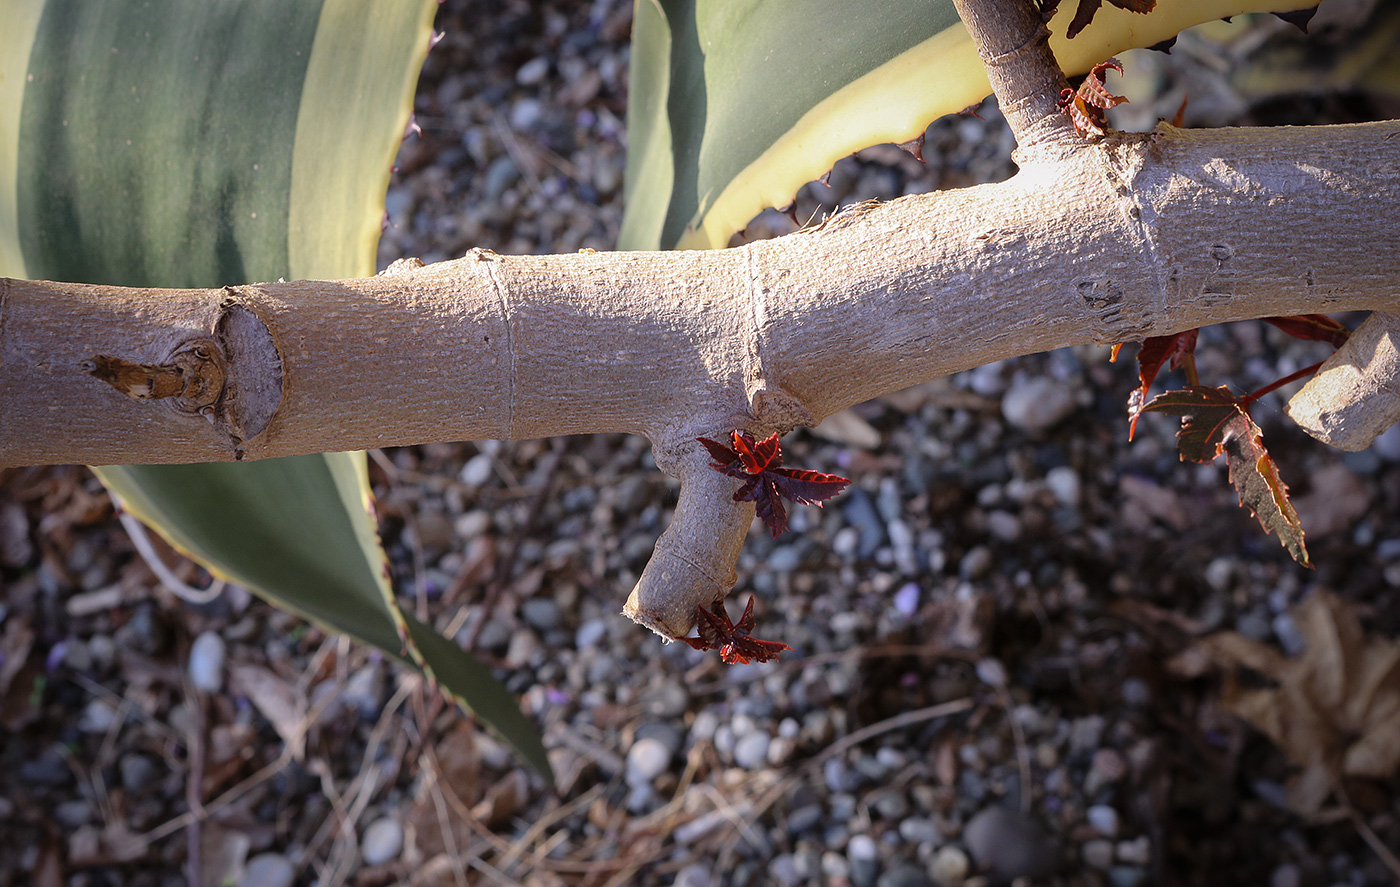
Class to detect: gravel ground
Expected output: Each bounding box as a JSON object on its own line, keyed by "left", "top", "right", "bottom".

{"left": 3, "top": 3, "right": 1399, "bottom": 887}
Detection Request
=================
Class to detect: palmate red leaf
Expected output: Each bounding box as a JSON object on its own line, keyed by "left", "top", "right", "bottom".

{"left": 680, "top": 598, "right": 793, "bottom": 665}
{"left": 696, "top": 431, "right": 850, "bottom": 538}
{"left": 1066, "top": 0, "right": 1154, "bottom": 39}
{"left": 1139, "top": 385, "right": 1310, "bottom": 566}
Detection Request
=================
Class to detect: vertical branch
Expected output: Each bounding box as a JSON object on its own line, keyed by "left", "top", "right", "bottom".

{"left": 950, "top": 0, "right": 1077, "bottom": 154}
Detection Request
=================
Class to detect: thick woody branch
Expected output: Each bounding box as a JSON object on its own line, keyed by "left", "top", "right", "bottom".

{"left": 1287, "top": 311, "right": 1400, "bottom": 451}
{"left": 3, "top": 121, "right": 1399, "bottom": 636}
{"left": 950, "top": 0, "right": 1076, "bottom": 154}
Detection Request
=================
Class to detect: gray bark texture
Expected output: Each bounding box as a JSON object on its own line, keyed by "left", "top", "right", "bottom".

{"left": 2, "top": 0, "right": 1397, "bottom": 636}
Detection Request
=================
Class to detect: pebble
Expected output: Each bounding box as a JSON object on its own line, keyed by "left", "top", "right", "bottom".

{"left": 930, "top": 846, "right": 970, "bottom": 885}
{"left": 361, "top": 817, "right": 404, "bottom": 866}
{"left": 848, "top": 834, "right": 881, "bottom": 887}
{"left": 1001, "top": 375, "right": 1078, "bottom": 434}
{"left": 823, "top": 851, "right": 852, "bottom": 880}
{"left": 787, "top": 804, "right": 823, "bottom": 835}
{"left": 1086, "top": 804, "right": 1119, "bottom": 838}
{"left": 691, "top": 708, "right": 720, "bottom": 742}
{"left": 1083, "top": 839, "right": 1115, "bottom": 870}
{"left": 1269, "top": 863, "right": 1301, "bottom": 887}
{"left": 771, "top": 853, "right": 801, "bottom": 887}
{"left": 1116, "top": 836, "right": 1151, "bottom": 865}
{"left": 1109, "top": 865, "right": 1146, "bottom": 887}
{"left": 733, "top": 732, "right": 772, "bottom": 769}
{"left": 673, "top": 863, "right": 712, "bottom": 887}
{"left": 188, "top": 631, "right": 226, "bottom": 693}
{"left": 963, "top": 806, "right": 1057, "bottom": 883}
{"left": 239, "top": 853, "right": 295, "bottom": 887}
{"left": 898, "top": 817, "right": 942, "bottom": 846}
{"left": 118, "top": 753, "right": 159, "bottom": 793}
{"left": 343, "top": 661, "right": 385, "bottom": 719}
{"left": 1045, "top": 466, "right": 1081, "bottom": 507}
{"left": 574, "top": 618, "right": 607, "bottom": 649}
{"left": 516, "top": 56, "right": 550, "bottom": 85}
{"left": 78, "top": 698, "right": 121, "bottom": 734}
{"left": 893, "top": 582, "right": 920, "bottom": 617}
{"left": 625, "top": 737, "right": 672, "bottom": 785}
{"left": 520, "top": 597, "right": 562, "bottom": 631}
{"left": 878, "top": 862, "right": 932, "bottom": 887}
{"left": 1068, "top": 715, "right": 1105, "bottom": 755}
{"left": 871, "top": 789, "right": 910, "bottom": 820}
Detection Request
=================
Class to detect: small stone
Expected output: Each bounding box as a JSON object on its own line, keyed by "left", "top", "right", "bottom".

{"left": 239, "top": 853, "right": 295, "bottom": 887}
{"left": 361, "top": 817, "right": 404, "bottom": 866}
{"left": 871, "top": 789, "right": 910, "bottom": 820}
{"left": 118, "top": 754, "right": 159, "bottom": 793}
{"left": 188, "top": 630, "right": 226, "bottom": 693}
{"left": 673, "top": 863, "right": 712, "bottom": 887}
{"left": 343, "top": 661, "right": 385, "bottom": 719}
{"left": 691, "top": 709, "right": 720, "bottom": 742}
{"left": 1002, "top": 375, "right": 1078, "bottom": 434}
{"left": 823, "top": 851, "right": 851, "bottom": 879}
{"left": 733, "top": 732, "right": 771, "bottom": 769}
{"left": 1269, "top": 863, "right": 1302, "bottom": 887}
{"left": 848, "top": 834, "right": 881, "bottom": 887}
{"left": 459, "top": 453, "right": 494, "bottom": 486}
{"left": 54, "top": 800, "right": 91, "bottom": 828}
{"left": 78, "top": 698, "right": 121, "bottom": 734}
{"left": 1068, "top": 715, "right": 1106, "bottom": 755}
{"left": 787, "top": 804, "right": 823, "bottom": 835}
{"left": 516, "top": 56, "right": 550, "bottom": 85}
{"left": 626, "top": 737, "right": 672, "bottom": 786}
{"left": 1083, "top": 839, "right": 1115, "bottom": 870}
{"left": 520, "top": 597, "right": 561, "bottom": 631}
{"left": 1044, "top": 466, "right": 1080, "bottom": 507}
{"left": 1086, "top": 805, "right": 1119, "bottom": 838}
{"left": 767, "top": 736, "right": 796, "bottom": 766}
{"left": 574, "top": 618, "right": 607, "bottom": 649}
{"left": 642, "top": 682, "right": 690, "bottom": 718}
{"left": 893, "top": 582, "right": 921, "bottom": 617}
{"left": 1115, "top": 836, "right": 1151, "bottom": 865}
{"left": 930, "top": 846, "right": 970, "bottom": 885}
{"left": 771, "top": 853, "right": 801, "bottom": 887}
{"left": 1109, "top": 865, "right": 1146, "bottom": 887}
{"left": 899, "top": 817, "right": 942, "bottom": 846}
{"left": 963, "top": 806, "right": 1057, "bottom": 883}
{"left": 879, "top": 862, "right": 932, "bottom": 887}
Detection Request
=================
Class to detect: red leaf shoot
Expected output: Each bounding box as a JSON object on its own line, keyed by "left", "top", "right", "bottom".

{"left": 680, "top": 597, "right": 793, "bottom": 665}
{"left": 697, "top": 431, "right": 850, "bottom": 538}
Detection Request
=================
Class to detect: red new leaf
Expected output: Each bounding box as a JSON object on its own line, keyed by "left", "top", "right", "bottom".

{"left": 1066, "top": 0, "right": 1155, "bottom": 39}
{"left": 680, "top": 597, "right": 793, "bottom": 665}
{"left": 697, "top": 431, "right": 851, "bottom": 537}
{"left": 1139, "top": 385, "right": 1310, "bottom": 566}
{"left": 1262, "top": 315, "right": 1350, "bottom": 348}
{"left": 1117, "top": 330, "right": 1199, "bottom": 439}
{"left": 1058, "top": 59, "right": 1128, "bottom": 136}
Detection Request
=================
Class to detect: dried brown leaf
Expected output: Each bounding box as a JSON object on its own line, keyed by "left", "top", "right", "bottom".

{"left": 228, "top": 663, "right": 307, "bottom": 760}
{"left": 1199, "top": 591, "right": 1400, "bottom": 814}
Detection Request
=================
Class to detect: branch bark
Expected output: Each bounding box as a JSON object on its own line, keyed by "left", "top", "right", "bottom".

{"left": 4, "top": 121, "right": 1399, "bottom": 637}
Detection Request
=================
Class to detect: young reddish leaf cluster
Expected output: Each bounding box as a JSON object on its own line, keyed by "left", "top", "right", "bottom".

{"left": 1139, "top": 386, "right": 1311, "bottom": 567}
{"left": 697, "top": 431, "right": 850, "bottom": 538}
{"left": 680, "top": 597, "right": 793, "bottom": 665}
{"left": 1059, "top": 58, "right": 1128, "bottom": 137}
{"left": 1120, "top": 315, "right": 1352, "bottom": 568}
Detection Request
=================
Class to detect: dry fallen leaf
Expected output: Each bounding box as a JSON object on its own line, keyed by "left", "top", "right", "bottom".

{"left": 1193, "top": 591, "right": 1400, "bottom": 814}
{"left": 228, "top": 663, "right": 308, "bottom": 760}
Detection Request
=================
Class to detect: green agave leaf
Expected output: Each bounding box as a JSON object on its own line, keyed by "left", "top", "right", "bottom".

{"left": 620, "top": 0, "right": 1320, "bottom": 252}
{"left": 0, "top": 0, "right": 551, "bottom": 779}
